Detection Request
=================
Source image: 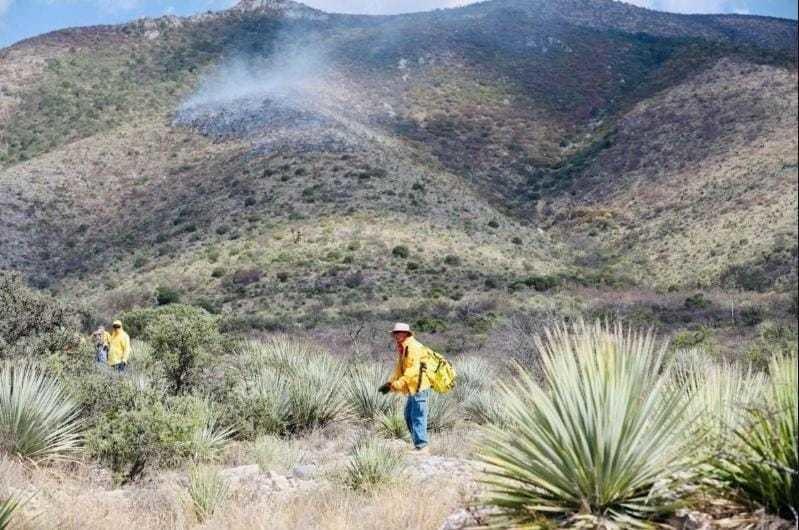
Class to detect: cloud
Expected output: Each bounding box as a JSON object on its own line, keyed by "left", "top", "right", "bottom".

{"left": 0, "top": 0, "right": 12, "bottom": 16}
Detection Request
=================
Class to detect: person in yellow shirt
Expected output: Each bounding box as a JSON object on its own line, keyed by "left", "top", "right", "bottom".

{"left": 107, "top": 320, "right": 131, "bottom": 373}
{"left": 379, "top": 323, "right": 431, "bottom": 453}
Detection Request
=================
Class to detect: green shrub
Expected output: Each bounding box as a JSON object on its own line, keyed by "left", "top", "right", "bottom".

{"left": 443, "top": 255, "right": 461, "bottom": 266}
{"left": 186, "top": 464, "right": 229, "bottom": 523}
{"left": 414, "top": 317, "right": 447, "bottom": 333}
{"left": 391, "top": 245, "right": 410, "bottom": 259}
{"left": 211, "top": 267, "right": 226, "bottom": 279}
{"left": 87, "top": 394, "right": 224, "bottom": 484}
{"left": 145, "top": 308, "right": 220, "bottom": 393}
{"left": 344, "top": 438, "right": 405, "bottom": 491}
{"left": 346, "top": 363, "right": 394, "bottom": 420}
{"left": 713, "top": 354, "right": 798, "bottom": 517}
{"left": 479, "top": 321, "right": 699, "bottom": 527}
{"left": 0, "top": 363, "right": 83, "bottom": 461}
{"left": 155, "top": 286, "right": 181, "bottom": 306}
{"left": 0, "top": 273, "right": 80, "bottom": 360}
{"left": 684, "top": 293, "right": 710, "bottom": 310}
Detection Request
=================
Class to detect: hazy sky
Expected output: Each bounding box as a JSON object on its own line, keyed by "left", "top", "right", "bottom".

{"left": 1, "top": 0, "right": 797, "bottom": 48}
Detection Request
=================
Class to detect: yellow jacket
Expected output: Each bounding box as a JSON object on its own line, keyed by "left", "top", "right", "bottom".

{"left": 389, "top": 336, "right": 431, "bottom": 395}
{"left": 107, "top": 328, "right": 131, "bottom": 365}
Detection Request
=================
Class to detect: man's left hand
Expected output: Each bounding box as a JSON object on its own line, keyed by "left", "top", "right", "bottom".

{"left": 378, "top": 383, "right": 391, "bottom": 395}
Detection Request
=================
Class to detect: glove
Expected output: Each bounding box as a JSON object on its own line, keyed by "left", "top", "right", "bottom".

{"left": 378, "top": 383, "right": 392, "bottom": 395}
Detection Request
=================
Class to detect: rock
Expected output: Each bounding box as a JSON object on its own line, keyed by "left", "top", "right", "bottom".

{"left": 292, "top": 464, "right": 318, "bottom": 480}
{"left": 220, "top": 464, "right": 260, "bottom": 484}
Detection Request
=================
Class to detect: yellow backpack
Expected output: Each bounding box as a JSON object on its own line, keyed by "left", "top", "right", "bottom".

{"left": 421, "top": 347, "right": 456, "bottom": 394}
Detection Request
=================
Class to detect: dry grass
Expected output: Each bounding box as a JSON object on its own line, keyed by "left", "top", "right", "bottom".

{"left": 205, "top": 479, "right": 462, "bottom": 530}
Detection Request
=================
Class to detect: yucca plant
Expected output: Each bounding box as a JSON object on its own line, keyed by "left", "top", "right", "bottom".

{"left": 0, "top": 497, "right": 20, "bottom": 530}
{"left": 190, "top": 405, "right": 235, "bottom": 462}
{"left": 344, "top": 438, "right": 405, "bottom": 491}
{"left": 347, "top": 363, "right": 394, "bottom": 420}
{"left": 231, "top": 338, "right": 351, "bottom": 436}
{"left": 679, "top": 354, "right": 766, "bottom": 454}
{"left": 186, "top": 464, "right": 229, "bottom": 523}
{"left": 714, "top": 353, "right": 798, "bottom": 517}
{"left": 0, "top": 363, "right": 83, "bottom": 460}
{"left": 376, "top": 405, "right": 409, "bottom": 441}
{"left": 427, "top": 392, "right": 461, "bottom": 432}
{"left": 462, "top": 386, "right": 510, "bottom": 426}
{"left": 479, "top": 321, "right": 700, "bottom": 528}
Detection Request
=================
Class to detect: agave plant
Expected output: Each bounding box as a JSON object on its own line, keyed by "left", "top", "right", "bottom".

{"left": 714, "top": 353, "right": 798, "bottom": 517}
{"left": 376, "top": 405, "right": 409, "bottom": 441}
{"left": 0, "top": 363, "right": 83, "bottom": 460}
{"left": 479, "top": 321, "right": 700, "bottom": 528}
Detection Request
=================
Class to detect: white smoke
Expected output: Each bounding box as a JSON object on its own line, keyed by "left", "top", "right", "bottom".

{"left": 180, "top": 40, "right": 328, "bottom": 110}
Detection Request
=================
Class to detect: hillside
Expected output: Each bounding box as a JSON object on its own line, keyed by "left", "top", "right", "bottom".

{"left": 0, "top": 0, "right": 796, "bottom": 342}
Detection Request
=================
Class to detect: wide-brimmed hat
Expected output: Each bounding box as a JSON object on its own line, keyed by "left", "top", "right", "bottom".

{"left": 391, "top": 322, "right": 412, "bottom": 334}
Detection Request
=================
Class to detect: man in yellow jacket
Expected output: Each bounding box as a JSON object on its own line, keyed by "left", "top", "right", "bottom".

{"left": 107, "top": 320, "right": 131, "bottom": 373}
{"left": 379, "top": 323, "right": 431, "bottom": 452}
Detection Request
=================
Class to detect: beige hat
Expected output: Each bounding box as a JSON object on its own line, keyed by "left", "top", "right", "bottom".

{"left": 391, "top": 322, "right": 412, "bottom": 334}
{"left": 112, "top": 320, "right": 123, "bottom": 328}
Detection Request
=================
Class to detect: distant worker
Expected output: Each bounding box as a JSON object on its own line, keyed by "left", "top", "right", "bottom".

{"left": 91, "top": 326, "right": 111, "bottom": 364}
{"left": 379, "top": 323, "right": 431, "bottom": 453}
{"left": 107, "top": 320, "right": 131, "bottom": 373}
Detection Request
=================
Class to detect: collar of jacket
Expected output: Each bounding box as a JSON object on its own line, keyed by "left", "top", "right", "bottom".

{"left": 400, "top": 335, "right": 418, "bottom": 352}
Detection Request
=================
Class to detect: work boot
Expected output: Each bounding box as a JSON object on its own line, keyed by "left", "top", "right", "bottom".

{"left": 411, "top": 445, "right": 430, "bottom": 455}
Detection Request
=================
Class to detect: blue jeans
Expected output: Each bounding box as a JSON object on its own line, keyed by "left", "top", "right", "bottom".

{"left": 404, "top": 389, "right": 430, "bottom": 449}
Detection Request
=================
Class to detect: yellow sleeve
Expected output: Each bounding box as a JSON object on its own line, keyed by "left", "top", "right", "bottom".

{"left": 390, "top": 344, "right": 422, "bottom": 393}
{"left": 388, "top": 357, "right": 403, "bottom": 383}
{"left": 122, "top": 334, "right": 131, "bottom": 362}
{"left": 103, "top": 332, "right": 111, "bottom": 345}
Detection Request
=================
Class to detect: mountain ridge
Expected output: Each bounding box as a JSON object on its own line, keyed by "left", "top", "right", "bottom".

{"left": 0, "top": 0, "right": 795, "bottom": 335}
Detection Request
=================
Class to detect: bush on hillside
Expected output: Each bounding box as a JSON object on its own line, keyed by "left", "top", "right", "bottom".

{"left": 0, "top": 273, "right": 80, "bottom": 360}
{"left": 87, "top": 394, "right": 229, "bottom": 484}
{"left": 119, "top": 304, "right": 214, "bottom": 338}
{"left": 479, "top": 321, "right": 700, "bottom": 527}
{"left": 145, "top": 309, "right": 220, "bottom": 394}
{"left": 155, "top": 286, "right": 181, "bottom": 306}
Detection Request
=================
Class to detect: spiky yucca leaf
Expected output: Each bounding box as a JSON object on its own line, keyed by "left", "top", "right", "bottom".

{"left": 347, "top": 362, "right": 394, "bottom": 420}
{"left": 186, "top": 464, "right": 229, "bottom": 523}
{"left": 679, "top": 354, "right": 766, "bottom": 453}
{"left": 479, "top": 321, "right": 699, "bottom": 528}
{"left": 0, "top": 363, "right": 83, "bottom": 460}
{"left": 0, "top": 497, "right": 20, "bottom": 530}
{"left": 714, "top": 353, "right": 798, "bottom": 517}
